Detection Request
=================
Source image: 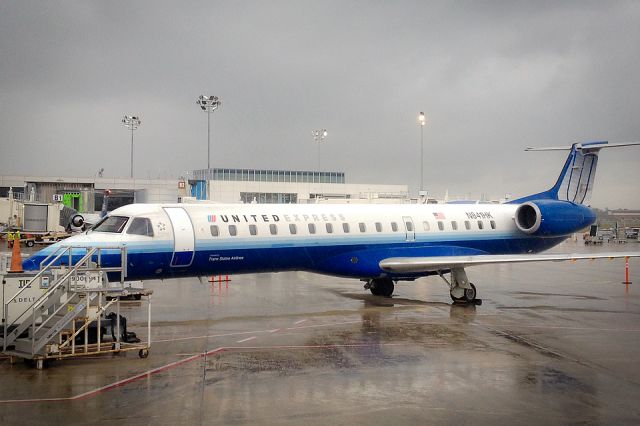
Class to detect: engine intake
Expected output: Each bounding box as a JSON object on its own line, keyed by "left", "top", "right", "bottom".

{"left": 71, "top": 214, "right": 85, "bottom": 228}
{"left": 515, "top": 200, "right": 595, "bottom": 236}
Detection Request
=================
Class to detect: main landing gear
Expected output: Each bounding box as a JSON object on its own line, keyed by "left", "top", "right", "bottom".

{"left": 364, "top": 269, "right": 482, "bottom": 305}
{"left": 439, "top": 268, "right": 482, "bottom": 305}
{"left": 364, "top": 277, "right": 395, "bottom": 297}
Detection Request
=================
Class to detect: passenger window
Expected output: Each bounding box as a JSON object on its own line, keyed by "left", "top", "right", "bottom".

{"left": 451, "top": 221, "right": 458, "bottom": 231}
{"left": 342, "top": 223, "right": 350, "bottom": 233}
{"left": 464, "top": 221, "right": 471, "bottom": 230}
{"left": 269, "top": 224, "right": 277, "bottom": 235}
{"left": 289, "top": 224, "right": 297, "bottom": 234}
{"left": 127, "top": 217, "right": 154, "bottom": 236}
{"left": 490, "top": 220, "right": 496, "bottom": 230}
{"left": 326, "top": 223, "right": 333, "bottom": 233}
{"left": 423, "top": 221, "right": 430, "bottom": 231}
{"left": 405, "top": 221, "right": 413, "bottom": 232}
{"left": 210, "top": 225, "right": 219, "bottom": 237}
{"left": 477, "top": 220, "right": 484, "bottom": 230}
{"left": 229, "top": 225, "right": 237, "bottom": 236}
{"left": 375, "top": 222, "right": 382, "bottom": 232}
{"left": 249, "top": 224, "right": 257, "bottom": 236}
{"left": 308, "top": 223, "right": 316, "bottom": 234}
{"left": 438, "top": 221, "right": 444, "bottom": 231}
{"left": 391, "top": 222, "right": 398, "bottom": 232}
{"left": 359, "top": 223, "right": 366, "bottom": 232}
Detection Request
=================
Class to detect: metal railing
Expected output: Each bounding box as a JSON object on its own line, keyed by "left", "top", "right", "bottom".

{"left": 2, "top": 245, "right": 127, "bottom": 353}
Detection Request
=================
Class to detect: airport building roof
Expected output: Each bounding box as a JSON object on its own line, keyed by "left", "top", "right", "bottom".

{"left": 192, "top": 168, "right": 345, "bottom": 184}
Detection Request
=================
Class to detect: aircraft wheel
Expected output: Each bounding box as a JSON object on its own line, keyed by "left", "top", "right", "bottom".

{"left": 451, "top": 283, "right": 477, "bottom": 304}
{"left": 450, "top": 292, "right": 465, "bottom": 303}
{"left": 139, "top": 349, "right": 149, "bottom": 359}
{"left": 463, "top": 283, "right": 477, "bottom": 303}
{"left": 370, "top": 278, "right": 394, "bottom": 297}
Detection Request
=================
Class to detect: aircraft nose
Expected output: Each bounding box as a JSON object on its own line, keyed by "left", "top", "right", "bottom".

{"left": 22, "top": 254, "right": 40, "bottom": 271}
{"left": 22, "top": 244, "right": 59, "bottom": 271}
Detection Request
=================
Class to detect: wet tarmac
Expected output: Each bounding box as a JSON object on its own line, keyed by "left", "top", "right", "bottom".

{"left": 1, "top": 240, "right": 640, "bottom": 425}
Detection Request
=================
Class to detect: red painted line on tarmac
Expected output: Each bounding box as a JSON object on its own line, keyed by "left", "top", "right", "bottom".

{"left": 72, "top": 352, "right": 210, "bottom": 400}
{"left": 0, "top": 343, "right": 404, "bottom": 404}
{"left": 0, "top": 347, "right": 226, "bottom": 404}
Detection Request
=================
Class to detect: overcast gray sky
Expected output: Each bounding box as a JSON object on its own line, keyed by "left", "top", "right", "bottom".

{"left": 1, "top": 1, "right": 639, "bottom": 209}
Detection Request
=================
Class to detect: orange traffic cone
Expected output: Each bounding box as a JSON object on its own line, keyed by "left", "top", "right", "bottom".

{"left": 9, "top": 237, "right": 23, "bottom": 273}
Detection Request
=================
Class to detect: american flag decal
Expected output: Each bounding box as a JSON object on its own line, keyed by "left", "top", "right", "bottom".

{"left": 433, "top": 212, "right": 446, "bottom": 220}
{"left": 207, "top": 215, "right": 216, "bottom": 222}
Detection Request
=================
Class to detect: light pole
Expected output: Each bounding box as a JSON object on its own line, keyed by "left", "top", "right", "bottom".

{"left": 311, "top": 129, "right": 328, "bottom": 171}
{"left": 418, "top": 112, "right": 426, "bottom": 196}
{"left": 122, "top": 115, "right": 141, "bottom": 178}
{"left": 196, "top": 95, "right": 222, "bottom": 170}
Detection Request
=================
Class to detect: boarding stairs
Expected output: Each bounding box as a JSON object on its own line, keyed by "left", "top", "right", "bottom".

{"left": 1, "top": 246, "right": 142, "bottom": 366}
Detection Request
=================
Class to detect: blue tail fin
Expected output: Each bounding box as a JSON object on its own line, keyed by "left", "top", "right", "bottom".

{"left": 510, "top": 141, "right": 640, "bottom": 205}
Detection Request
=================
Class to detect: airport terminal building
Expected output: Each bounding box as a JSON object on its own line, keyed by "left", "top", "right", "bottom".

{"left": 0, "top": 168, "right": 409, "bottom": 215}
{"left": 190, "top": 167, "right": 409, "bottom": 204}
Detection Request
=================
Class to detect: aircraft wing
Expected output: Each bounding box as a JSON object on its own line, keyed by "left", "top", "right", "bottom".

{"left": 379, "top": 252, "right": 640, "bottom": 274}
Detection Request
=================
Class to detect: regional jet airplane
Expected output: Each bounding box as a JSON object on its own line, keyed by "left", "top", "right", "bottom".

{"left": 23, "top": 141, "right": 640, "bottom": 304}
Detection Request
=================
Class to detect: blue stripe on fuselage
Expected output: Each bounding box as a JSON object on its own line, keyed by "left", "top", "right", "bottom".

{"left": 23, "top": 233, "right": 566, "bottom": 281}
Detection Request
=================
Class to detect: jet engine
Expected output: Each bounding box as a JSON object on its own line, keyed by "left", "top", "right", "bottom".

{"left": 514, "top": 200, "right": 596, "bottom": 237}
{"left": 71, "top": 214, "right": 85, "bottom": 228}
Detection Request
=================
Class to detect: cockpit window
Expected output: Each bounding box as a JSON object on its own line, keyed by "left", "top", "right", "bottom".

{"left": 127, "top": 217, "right": 154, "bottom": 237}
{"left": 92, "top": 216, "right": 129, "bottom": 233}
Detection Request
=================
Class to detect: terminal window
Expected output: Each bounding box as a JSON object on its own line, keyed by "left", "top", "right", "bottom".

{"left": 241, "top": 192, "right": 297, "bottom": 204}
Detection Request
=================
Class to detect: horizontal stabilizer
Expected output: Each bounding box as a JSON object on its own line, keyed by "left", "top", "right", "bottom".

{"left": 525, "top": 141, "right": 640, "bottom": 152}
{"left": 380, "top": 252, "right": 640, "bottom": 274}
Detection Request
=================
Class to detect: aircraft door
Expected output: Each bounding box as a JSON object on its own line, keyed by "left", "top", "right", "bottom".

{"left": 402, "top": 216, "right": 415, "bottom": 241}
{"left": 164, "top": 207, "right": 195, "bottom": 267}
